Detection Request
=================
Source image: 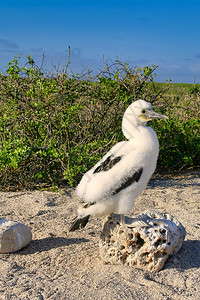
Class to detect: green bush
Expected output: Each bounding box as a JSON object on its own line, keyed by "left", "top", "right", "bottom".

{"left": 0, "top": 55, "right": 199, "bottom": 190}
{"left": 151, "top": 82, "right": 200, "bottom": 171}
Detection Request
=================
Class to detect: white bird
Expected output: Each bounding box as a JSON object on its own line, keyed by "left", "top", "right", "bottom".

{"left": 69, "top": 99, "right": 168, "bottom": 231}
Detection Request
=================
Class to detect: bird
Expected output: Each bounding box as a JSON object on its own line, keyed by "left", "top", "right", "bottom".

{"left": 69, "top": 99, "right": 168, "bottom": 231}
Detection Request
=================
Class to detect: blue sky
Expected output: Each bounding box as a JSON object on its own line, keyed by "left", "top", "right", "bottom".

{"left": 0, "top": 0, "right": 200, "bottom": 83}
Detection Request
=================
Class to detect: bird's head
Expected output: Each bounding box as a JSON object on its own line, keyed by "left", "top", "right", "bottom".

{"left": 122, "top": 99, "right": 168, "bottom": 139}
{"left": 137, "top": 100, "right": 168, "bottom": 123}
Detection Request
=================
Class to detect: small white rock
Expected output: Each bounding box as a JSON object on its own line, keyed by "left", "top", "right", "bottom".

{"left": 0, "top": 218, "right": 32, "bottom": 253}
{"left": 99, "top": 211, "right": 186, "bottom": 272}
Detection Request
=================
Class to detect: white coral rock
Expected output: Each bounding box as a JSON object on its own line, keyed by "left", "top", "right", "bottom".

{"left": 0, "top": 218, "right": 32, "bottom": 253}
{"left": 99, "top": 211, "right": 186, "bottom": 272}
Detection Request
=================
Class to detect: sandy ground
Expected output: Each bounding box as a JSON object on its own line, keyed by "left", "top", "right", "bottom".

{"left": 0, "top": 172, "right": 199, "bottom": 300}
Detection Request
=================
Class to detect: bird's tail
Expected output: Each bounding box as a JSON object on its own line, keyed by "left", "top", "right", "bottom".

{"left": 69, "top": 215, "right": 90, "bottom": 232}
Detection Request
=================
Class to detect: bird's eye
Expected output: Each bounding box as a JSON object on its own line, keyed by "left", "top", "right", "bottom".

{"left": 141, "top": 109, "right": 146, "bottom": 114}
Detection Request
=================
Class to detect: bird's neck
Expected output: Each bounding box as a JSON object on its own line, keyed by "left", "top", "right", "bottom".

{"left": 129, "top": 126, "right": 159, "bottom": 153}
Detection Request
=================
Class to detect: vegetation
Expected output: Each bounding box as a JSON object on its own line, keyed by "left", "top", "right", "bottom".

{"left": 0, "top": 54, "right": 199, "bottom": 191}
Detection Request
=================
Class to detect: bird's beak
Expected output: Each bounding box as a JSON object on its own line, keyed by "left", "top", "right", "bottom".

{"left": 140, "top": 109, "right": 169, "bottom": 122}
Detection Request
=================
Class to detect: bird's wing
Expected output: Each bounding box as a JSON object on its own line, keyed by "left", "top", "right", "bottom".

{"left": 111, "top": 167, "right": 143, "bottom": 195}
{"left": 76, "top": 142, "right": 145, "bottom": 203}
{"left": 93, "top": 155, "right": 123, "bottom": 173}
{"left": 93, "top": 154, "right": 143, "bottom": 195}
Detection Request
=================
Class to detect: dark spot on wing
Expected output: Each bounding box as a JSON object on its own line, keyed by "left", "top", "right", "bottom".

{"left": 111, "top": 167, "right": 143, "bottom": 195}
{"left": 93, "top": 155, "right": 123, "bottom": 174}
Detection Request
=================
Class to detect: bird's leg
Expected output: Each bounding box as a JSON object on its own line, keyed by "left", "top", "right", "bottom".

{"left": 109, "top": 213, "right": 125, "bottom": 226}
{"left": 120, "top": 214, "right": 125, "bottom": 225}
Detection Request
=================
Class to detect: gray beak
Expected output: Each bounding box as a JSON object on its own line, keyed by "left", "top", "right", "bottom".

{"left": 144, "top": 109, "right": 169, "bottom": 121}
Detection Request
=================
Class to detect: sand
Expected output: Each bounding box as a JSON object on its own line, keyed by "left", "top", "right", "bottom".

{"left": 0, "top": 172, "right": 199, "bottom": 300}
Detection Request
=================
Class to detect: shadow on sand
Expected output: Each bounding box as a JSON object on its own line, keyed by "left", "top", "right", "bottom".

{"left": 17, "top": 236, "right": 90, "bottom": 255}
{"left": 164, "top": 239, "right": 200, "bottom": 270}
